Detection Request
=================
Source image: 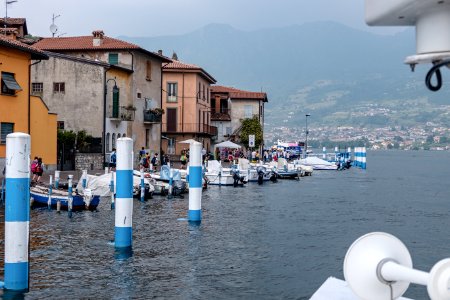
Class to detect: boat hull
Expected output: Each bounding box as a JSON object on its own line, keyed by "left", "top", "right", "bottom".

{"left": 30, "top": 191, "right": 100, "bottom": 211}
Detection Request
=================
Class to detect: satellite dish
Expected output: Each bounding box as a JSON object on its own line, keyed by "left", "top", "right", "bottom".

{"left": 50, "top": 24, "right": 58, "bottom": 34}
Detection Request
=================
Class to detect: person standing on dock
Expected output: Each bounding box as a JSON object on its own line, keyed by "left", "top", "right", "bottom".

{"left": 109, "top": 148, "right": 117, "bottom": 171}
{"left": 151, "top": 153, "right": 159, "bottom": 171}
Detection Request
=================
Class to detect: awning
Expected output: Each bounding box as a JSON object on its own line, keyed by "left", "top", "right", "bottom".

{"left": 2, "top": 73, "right": 22, "bottom": 91}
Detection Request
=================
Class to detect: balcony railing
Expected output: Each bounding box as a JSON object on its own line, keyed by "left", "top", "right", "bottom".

{"left": 162, "top": 123, "right": 217, "bottom": 136}
{"left": 143, "top": 110, "right": 162, "bottom": 123}
{"left": 108, "top": 105, "right": 135, "bottom": 122}
{"left": 211, "top": 108, "right": 231, "bottom": 121}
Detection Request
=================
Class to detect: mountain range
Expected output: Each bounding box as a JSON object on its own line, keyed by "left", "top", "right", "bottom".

{"left": 120, "top": 22, "right": 450, "bottom": 129}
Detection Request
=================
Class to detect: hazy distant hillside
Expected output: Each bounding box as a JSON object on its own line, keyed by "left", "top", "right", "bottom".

{"left": 120, "top": 22, "right": 450, "bottom": 129}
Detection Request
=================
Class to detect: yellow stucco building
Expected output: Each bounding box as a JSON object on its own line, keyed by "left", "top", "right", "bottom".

{"left": 0, "top": 35, "right": 57, "bottom": 172}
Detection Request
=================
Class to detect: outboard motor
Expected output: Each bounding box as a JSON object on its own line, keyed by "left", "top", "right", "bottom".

{"left": 256, "top": 166, "right": 265, "bottom": 185}
{"left": 231, "top": 165, "right": 245, "bottom": 187}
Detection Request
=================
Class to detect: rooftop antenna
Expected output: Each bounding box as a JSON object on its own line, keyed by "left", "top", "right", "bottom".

{"left": 50, "top": 13, "right": 60, "bottom": 37}
{"left": 4, "top": 0, "right": 18, "bottom": 34}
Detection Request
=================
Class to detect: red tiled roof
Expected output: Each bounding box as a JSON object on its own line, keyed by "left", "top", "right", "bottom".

{"left": 0, "top": 35, "right": 47, "bottom": 59}
{"left": 33, "top": 36, "right": 141, "bottom": 51}
{"left": 163, "top": 59, "right": 216, "bottom": 83}
{"left": 0, "top": 18, "right": 26, "bottom": 25}
{"left": 211, "top": 85, "right": 268, "bottom": 102}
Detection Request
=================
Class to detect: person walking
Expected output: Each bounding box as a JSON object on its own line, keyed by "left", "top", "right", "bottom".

{"left": 32, "top": 157, "right": 44, "bottom": 182}
{"left": 151, "top": 153, "right": 159, "bottom": 171}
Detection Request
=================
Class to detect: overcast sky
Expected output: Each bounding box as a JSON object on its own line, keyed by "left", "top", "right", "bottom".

{"left": 9, "top": 0, "right": 406, "bottom": 38}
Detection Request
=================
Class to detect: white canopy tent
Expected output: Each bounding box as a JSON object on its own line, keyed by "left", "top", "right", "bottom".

{"left": 178, "top": 139, "right": 198, "bottom": 144}
{"left": 214, "top": 141, "right": 241, "bottom": 149}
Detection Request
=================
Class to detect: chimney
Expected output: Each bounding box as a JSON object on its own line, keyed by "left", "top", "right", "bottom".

{"left": 158, "top": 49, "right": 163, "bottom": 55}
{"left": 92, "top": 30, "right": 105, "bottom": 46}
{"left": 1, "top": 28, "right": 18, "bottom": 40}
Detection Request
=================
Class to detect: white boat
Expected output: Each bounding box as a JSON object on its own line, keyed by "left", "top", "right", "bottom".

{"left": 205, "top": 160, "right": 247, "bottom": 186}
{"left": 239, "top": 159, "right": 275, "bottom": 183}
{"left": 296, "top": 156, "right": 338, "bottom": 170}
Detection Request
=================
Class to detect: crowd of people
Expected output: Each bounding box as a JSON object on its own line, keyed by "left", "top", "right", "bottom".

{"left": 216, "top": 148, "right": 297, "bottom": 164}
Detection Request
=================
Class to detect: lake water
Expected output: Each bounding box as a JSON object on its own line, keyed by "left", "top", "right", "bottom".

{"left": 0, "top": 150, "right": 449, "bottom": 299}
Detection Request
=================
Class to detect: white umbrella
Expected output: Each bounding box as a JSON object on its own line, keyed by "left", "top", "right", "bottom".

{"left": 214, "top": 141, "right": 241, "bottom": 149}
{"left": 178, "top": 139, "right": 197, "bottom": 144}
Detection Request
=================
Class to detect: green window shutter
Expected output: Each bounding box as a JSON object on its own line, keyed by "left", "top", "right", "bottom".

{"left": 1, "top": 123, "right": 14, "bottom": 143}
{"left": 112, "top": 88, "right": 120, "bottom": 118}
{"left": 109, "top": 53, "right": 118, "bottom": 65}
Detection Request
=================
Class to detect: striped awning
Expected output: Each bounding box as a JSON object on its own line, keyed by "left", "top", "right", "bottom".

{"left": 2, "top": 73, "right": 22, "bottom": 91}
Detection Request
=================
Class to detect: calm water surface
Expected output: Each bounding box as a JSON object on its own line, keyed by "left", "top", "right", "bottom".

{"left": 0, "top": 150, "right": 449, "bottom": 299}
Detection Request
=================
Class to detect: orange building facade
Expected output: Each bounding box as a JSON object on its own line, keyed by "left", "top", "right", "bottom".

{"left": 0, "top": 36, "right": 57, "bottom": 172}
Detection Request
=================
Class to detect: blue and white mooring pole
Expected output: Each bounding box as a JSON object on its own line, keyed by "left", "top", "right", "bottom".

{"left": 4, "top": 132, "right": 30, "bottom": 291}
{"left": 188, "top": 141, "right": 202, "bottom": 223}
{"left": 54, "top": 170, "right": 60, "bottom": 189}
{"left": 110, "top": 171, "right": 115, "bottom": 210}
{"left": 322, "top": 146, "right": 326, "bottom": 160}
{"left": 167, "top": 163, "right": 174, "bottom": 200}
{"left": 362, "top": 147, "right": 367, "bottom": 170}
{"left": 114, "top": 137, "right": 134, "bottom": 248}
{"left": 82, "top": 170, "right": 87, "bottom": 189}
{"left": 140, "top": 168, "right": 145, "bottom": 202}
{"left": 68, "top": 174, "right": 73, "bottom": 218}
{"left": 48, "top": 175, "right": 53, "bottom": 210}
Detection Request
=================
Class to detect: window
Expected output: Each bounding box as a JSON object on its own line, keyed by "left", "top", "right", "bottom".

{"left": 117, "top": 133, "right": 121, "bottom": 139}
{"left": 57, "top": 121, "right": 64, "bottom": 130}
{"left": 112, "top": 133, "right": 116, "bottom": 149}
{"left": 106, "top": 133, "right": 110, "bottom": 152}
{"left": 167, "top": 82, "right": 177, "bottom": 102}
{"left": 244, "top": 105, "right": 253, "bottom": 118}
{"left": 53, "top": 82, "right": 65, "bottom": 94}
{"left": 2, "top": 72, "right": 21, "bottom": 95}
{"left": 198, "top": 82, "right": 201, "bottom": 100}
{"left": 109, "top": 53, "right": 118, "bottom": 65}
{"left": 1, "top": 123, "right": 14, "bottom": 144}
{"left": 202, "top": 84, "right": 205, "bottom": 99}
{"left": 32, "top": 82, "right": 43, "bottom": 93}
{"left": 207, "top": 87, "right": 209, "bottom": 103}
{"left": 137, "top": 92, "right": 142, "bottom": 99}
{"left": 146, "top": 61, "right": 152, "bottom": 81}
{"left": 145, "top": 129, "right": 150, "bottom": 148}
{"left": 226, "top": 127, "right": 232, "bottom": 136}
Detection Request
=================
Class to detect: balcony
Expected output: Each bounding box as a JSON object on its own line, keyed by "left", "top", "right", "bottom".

{"left": 162, "top": 123, "right": 218, "bottom": 136}
{"left": 211, "top": 108, "right": 231, "bottom": 121}
{"left": 108, "top": 105, "right": 135, "bottom": 122}
{"left": 143, "top": 110, "right": 162, "bottom": 124}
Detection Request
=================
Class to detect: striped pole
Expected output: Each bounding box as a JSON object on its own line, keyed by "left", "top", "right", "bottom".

{"left": 68, "top": 175, "right": 73, "bottom": 218}
{"left": 334, "top": 146, "right": 338, "bottom": 162}
{"left": 362, "top": 147, "right": 367, "bottom": 169}
{"left": 168, "top": 163, "right": 173, "bottom": 200}
{"left": 188, "top": 142, "right": 202, "bottom": 223}
{"left": 140, "top": 169, "right": 145, "bottom": 202}
{"left": 4, "top": 132, "right": 30, "bottom": 291}
{"left": 347, "top": 147, "right": 352, "bottom": 162}
{"left": 82, "top": 170, "right": 87, "bottom": 189}
{"left": 354, "top": 147, "right": 359, "bottom": 168}
{"left": 114, "top": 137, "right": 134, "bottom": 248}
{"left": 48, "top": 175, "right": 53, "bottom": 210}
{"left": 54, "top": 170, "right": 60, "bottom": 189}
{"left": 110, "top": 171, "right": 115, "bottom": 210}
{"left": 322, "top": 147, "right": 326, "bottom": 160}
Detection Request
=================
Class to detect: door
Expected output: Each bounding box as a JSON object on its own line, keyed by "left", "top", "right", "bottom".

{"left": 167, "top": 108, "right": 177, "bottom": 132}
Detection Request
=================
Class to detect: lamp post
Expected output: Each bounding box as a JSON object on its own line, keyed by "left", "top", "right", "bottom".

{"left": 305, "top": 114, "right": 310, "bottom": 158}
{"left": 103, "top": 78, "right": 119, "bottom": 166}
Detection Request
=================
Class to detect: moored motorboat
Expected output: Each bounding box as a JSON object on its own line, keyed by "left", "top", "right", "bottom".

{"left": 30, "top": 184, "right": 100, "bottom": 211}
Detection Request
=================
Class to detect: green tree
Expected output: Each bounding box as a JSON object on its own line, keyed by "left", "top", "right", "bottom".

{"left": 239, "top": 116, "right": 263, "bottom": 148}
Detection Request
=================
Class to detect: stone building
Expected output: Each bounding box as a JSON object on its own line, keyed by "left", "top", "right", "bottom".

{"left": 210, "top": 85, "right": 268, "bottom": 151}
{"left": 32, "top": 31, "right": 170, "bottom": 166}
